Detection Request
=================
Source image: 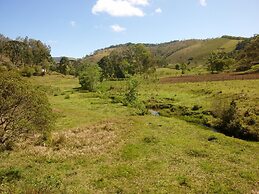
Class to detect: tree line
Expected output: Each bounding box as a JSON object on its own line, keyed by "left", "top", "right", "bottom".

{"left": 207, "top": 35, "right": 259, "bottom": 73}
{"left": 0, "top": 34, "right": 53, "bottom": 76}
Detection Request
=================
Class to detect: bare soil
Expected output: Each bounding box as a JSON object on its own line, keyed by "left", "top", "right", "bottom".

{"left": 160, "top": 72, "right": 259, "bottom": 83}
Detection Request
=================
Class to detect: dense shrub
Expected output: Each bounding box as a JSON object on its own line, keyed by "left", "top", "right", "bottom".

{"left": 124, "top": 78, "right": 139, "bottom": 105}
{"left": 0, "top": 71, "right": 54, "bottom": 150}
{"left": 21, "top": 66, "right": 35, "bottom": 77}
{"left": 79, "top": 64, "right": 101, "bottom": 91}
{"left": 213, "top": 100, "right": 258, "bottom": 141}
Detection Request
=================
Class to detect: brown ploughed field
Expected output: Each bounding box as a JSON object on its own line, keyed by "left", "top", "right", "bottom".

{"left": 160, "top": 72, "right": 259, "bottom": 83}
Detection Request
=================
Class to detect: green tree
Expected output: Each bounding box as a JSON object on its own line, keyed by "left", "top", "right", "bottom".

{"left": 79, "top": 64, "right": 101, "bottom": 91}
{"left": 0, "top": 71, "right": 54, "bottom": 150}
{"left": 235, "top": 35, "right": 259, "bottom": 71}
{"left": 98, "top": 44, "right": 155, "bottom": 79}
{"left": 207, "top": 51, "right": 232, "bottom": 73}
{"left": 58, "top": 57, "right": 70, "bottom": 75}
{"left": 3, "top": 40, "right": 27, "bottom": 67}
{"left": 98, "top": 55, "right": 115, "bottom": 79}
{"left": 28, "top": 39, "right": 52, "bottom": 66}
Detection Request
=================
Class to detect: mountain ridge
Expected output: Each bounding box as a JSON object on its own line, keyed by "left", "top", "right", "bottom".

{"left": 85, "top": 36, "right": 244, "bottom": 66}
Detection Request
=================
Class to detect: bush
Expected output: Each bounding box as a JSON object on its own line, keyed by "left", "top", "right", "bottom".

{"left": 64, "top": 94, "right": 70, "bottom": 99}
{"left": 79, "top": 64, "right": 101, "bottom": 92}
{"left": 124, "top": 78, "right": 139, "bottom": 105}
{"left": 21, "top": 66, "right": 35, "bottom": 77}
{"left": 0, "top": 71, "right": 54, "bottom": 150}
{"left": 33, "top": 65, "right": 43, "bottom": 76}
{"left": 213, "top": 100, "right": 258, "bottom": 141}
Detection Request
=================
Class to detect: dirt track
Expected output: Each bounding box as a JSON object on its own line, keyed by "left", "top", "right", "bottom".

{"left": 160, "top": 73, "right": 259, "bottom": 83}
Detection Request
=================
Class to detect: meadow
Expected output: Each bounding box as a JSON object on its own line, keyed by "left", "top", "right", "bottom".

{"left": 0, "top": 71, "right": 258, "bottom": 193}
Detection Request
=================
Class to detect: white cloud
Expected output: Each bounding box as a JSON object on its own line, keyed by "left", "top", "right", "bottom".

{"left": 155, "top": 8, "right": 162, "bottom": 14}
{"left": 111, "top": 24, "right": 126, "bottom": 32}
{"left": 199, "top": 0, "right": 207, "bottom": 7}
{"left": 92, "top": 0, "right": 150, "bottom": 17}
{"left": 70, "top": 21, "right": 76, "bottom": 27}
{"left": 127, "top": 0, "right": 149, "bottom": 6}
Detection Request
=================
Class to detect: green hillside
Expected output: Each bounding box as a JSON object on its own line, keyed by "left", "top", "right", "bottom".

{"left": 86, "top": 37, "right": 241, "bottom": 67}
{"left": 153, "top": 38, "right": 240, "bottom": 66}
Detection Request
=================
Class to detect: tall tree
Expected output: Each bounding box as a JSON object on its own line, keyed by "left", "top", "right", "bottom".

{"left": 58, "top": 57, "right": 70, "bottom": 75}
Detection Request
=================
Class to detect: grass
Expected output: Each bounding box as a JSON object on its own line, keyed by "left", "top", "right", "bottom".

{"left": 0, "top": 73, "right": 258, "bottom": 193}
{"left": 86, "top": 38, "right": 240, "bottom": 68}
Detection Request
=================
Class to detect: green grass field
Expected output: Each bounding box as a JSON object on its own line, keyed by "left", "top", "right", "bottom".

{"left": 0, "top": 73, "right": 258, "bottom": 193}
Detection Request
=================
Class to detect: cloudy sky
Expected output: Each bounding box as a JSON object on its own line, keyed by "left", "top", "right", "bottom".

{"left": 0, "top": 0, "right": 259, "bottom": 57}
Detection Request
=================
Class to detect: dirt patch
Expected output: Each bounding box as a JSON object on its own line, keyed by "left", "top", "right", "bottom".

{"left": 160, "top": 73, "right": 259, "bottom": 84}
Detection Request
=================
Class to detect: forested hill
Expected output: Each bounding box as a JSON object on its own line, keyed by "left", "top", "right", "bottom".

{"left": 86, "top": 36, "right": 243, "bottom": 67}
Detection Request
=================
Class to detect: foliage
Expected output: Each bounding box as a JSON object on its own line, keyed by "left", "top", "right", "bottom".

{"left": 21, "top": 66, "right": 35, "bottom": 77}
{"left": 235, "top": 35, "right": 259, "bottom": 71}
{"left": 180, "top": 63, "right": 188, "bottom": 74}
{"left": 175, "top": 63, "right": 180, "bottom": 70}
{"left": 98, "top": 44, "right": 154, "bottom": 79}
{"left": 87, "top": 38, "right": 240, "bottom": 69}
{"left": 79, "top": 64, "right": 101, "bottom": 91}
{"left": 0, "top": 71, "right": 54, "bottom": 150}
{"left": 207, "top": 51, "right": 234, "bottom": 73}
{"left": 213, "top": 100, "right": 258, "bottom": 141}
{"left": 124, "top": 78, "right": 139, "bottom": 105}
{"left": 57, "top": 57, "right": 70, "bottom": 75}
{"left": 0, "top": 35, "right": 52, "bottom": 76}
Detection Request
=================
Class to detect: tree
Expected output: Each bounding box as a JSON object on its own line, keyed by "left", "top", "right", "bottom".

{"left": 0, "top": 34, "right": 10, "bottom": 61}
{"left": 28, "top": 39, "right": 52, "bottom": 67}
{"left": 57, "top": 57, "right": 70, "bottom": 75}
{"left": 79, "top": 64, "right": 101, "bottom": 91}
{"left": 207, "top": 51, "right": 232, "bottom": 73}
{"left": 3, "top": 40, "right": 27, "bottom": 67}
{"left": 235, "top": 35, "right": 259, "bottom": 71}
{"left": 0, "top": 71, "right": 54, "bottom": 150}
{"left": 1, "top": 36, "right": 53, "bottom": 74}
{"left": 98, "top": 44, "right": 155, "bottom": 79}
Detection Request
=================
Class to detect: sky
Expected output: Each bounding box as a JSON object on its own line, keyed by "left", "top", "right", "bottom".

{"left": 0, "top": 0, "right": 259, "bottom": 58}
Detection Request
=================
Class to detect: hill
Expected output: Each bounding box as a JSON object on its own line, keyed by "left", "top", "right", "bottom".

{"left": 86, "top": 36, "right": 242, "bottom": 67}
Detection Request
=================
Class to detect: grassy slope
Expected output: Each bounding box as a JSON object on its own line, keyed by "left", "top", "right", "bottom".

{"left": 165, "top": 38, "right": 240, "bottom": 66}
{"left": 0, "top": 74, "right": 258, "bottom": 193}
{"left": 86, "top": 38, "right": 240, "bottom": 68}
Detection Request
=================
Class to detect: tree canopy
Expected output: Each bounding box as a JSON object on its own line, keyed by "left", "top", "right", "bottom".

{"left": 235, "top": 35, "right": 259, "bottom": 71}
{"left": 0, "top": 35, "right": 53, "bottom": 73}
{"left": 0, "top": 71, "right": 54, "bottom": 150}
{"left": 207, "top": 51, "right": 234, "bottom": 73}
{"left": 98, "top": 44, "right": 155, "bottom": 79}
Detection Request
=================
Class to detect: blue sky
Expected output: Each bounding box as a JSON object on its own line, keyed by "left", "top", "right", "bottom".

{"left": 0, "top": 0, "right": 259, "bottom": 57}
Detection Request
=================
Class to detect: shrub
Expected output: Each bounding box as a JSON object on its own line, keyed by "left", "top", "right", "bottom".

{"left": 64, "top": 94, "right": 70, "bottom": 99}
{"left": 79, "top": 64, "right": 101, "bottom": 92}
{"left": 192, "top": 105, "right": 201, "bottom": 111}
{"left": 213, "top": 100, "right": 258, "bottom": 141}
{"left": 21, "top": 66, "right": 35, "bottom": 77}
{"left": 33, "top": 65, "right": 44, "bottom": 76}
{"left": 0, "top": 71, "right": 54, "bottom": 150}
{"left": 124, "top": 78, "right": 139, "bottom": 105}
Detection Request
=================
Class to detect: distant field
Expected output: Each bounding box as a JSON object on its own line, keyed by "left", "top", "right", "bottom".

{"left": 160, "top": 72, "right": 259, "bottom": 83}
{"left": 0, "top": 74, "right": 258, "bottom": 193}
